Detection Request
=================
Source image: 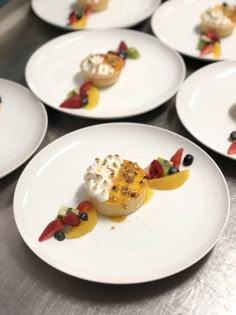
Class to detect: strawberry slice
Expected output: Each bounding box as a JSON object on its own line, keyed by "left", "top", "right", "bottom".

{"left": 62, "top": 212, "right": 80, "bottom": 227}
{"left": 170, "top": 148, "right": 184, "bottom": 168}
{"left": 200, "top": 43, "right": 214, "bottom": 56}
{"left": 145, "top": 159, "right": 164, "bottom": 179}
{"left": 227, "top": 140, "right": 236, "bottom": 154}
{"left": 69, "top": 12, "right": 78, "bottom": 25}
{"left": 205, "top": 31, "right": 219, "bottom": 42}
{"left": 85, "top": 6, "right": 92, "bottom": 17}
{"left": 118, "top": 41, "right": 128, "bottom": 52}
{"left": 39, "top": 220, "right": 64, "bottom": 242}
{"left": 77, "top": 200, "right": 91, "bottom": 213}
{"left": 60, "top": 95, "right": 82, "bottom": 108}
{"left": 80, "top": 81, "right": 93, "bottom": 93}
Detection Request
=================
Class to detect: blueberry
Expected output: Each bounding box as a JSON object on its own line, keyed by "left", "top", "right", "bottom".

{"left": 229, "top": 131, "right": 236, "bottom": 141}
{"left": 119, "top": 50, "right": 128, "bottom": 59}
{"left": 82, "top": 98, "right": 88, "bottom": 106}
{"left": 107, "top": 50, "right": 115, "bottom": 54}
{"left": 222, "top": 2, "right": 228, "bottom": 7}
{"left": 183, "top": 154, "right": 194, "bottom": 166}
{"left": 168, "top": 166, "right": 179, "bottom": 175}
{"left": 54, "top": 231, "right": 65, "bottom": 241}
{"left": 79, "top": 212, "right": 88, "bottom": 221}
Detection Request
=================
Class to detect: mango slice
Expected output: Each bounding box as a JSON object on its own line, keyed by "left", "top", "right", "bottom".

{"left": 66, "top": 207, "right": 98, "bottom": 239}
{"left": 148, "top": 169, "right": 190, "bottom": 190}
{"left": 213, "top": 42, "right": 221, "bottom": 58}
{"left": 72, "top": 15, "right": 87, "bottom": 29}
{"left": 84, "top": 86, "right": 100, "bottom": 110}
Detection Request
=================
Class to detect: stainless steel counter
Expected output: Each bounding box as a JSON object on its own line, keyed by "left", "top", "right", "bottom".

{"left": 1, "top": 6, "right": 236, "bottom": 315}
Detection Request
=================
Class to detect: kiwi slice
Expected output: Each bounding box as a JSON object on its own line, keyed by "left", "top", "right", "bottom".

{"left": 157, "top": 157, "right": 173, "bottom": 176}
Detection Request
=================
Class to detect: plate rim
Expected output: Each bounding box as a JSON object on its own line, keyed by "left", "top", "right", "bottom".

{"left": 31, "top": 0, "right": 161, "bottom": 30}
{"left": 150, "top": 0, "right": 234, "bottom": 62}
{"left": 0, "top": 78, "right": 48, "bottom": 179}
{"left": 176, "top": 60, "right": 236, "bottom": 160}
{"left": 25, "top": 28, "right": 186, "bottom": 119}
{"left": 13, "top": 122, "right": 230, "bottom": 284}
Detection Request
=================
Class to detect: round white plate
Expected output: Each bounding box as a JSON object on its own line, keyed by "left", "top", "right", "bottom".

{"left": 13, "top": 123, "right": 230, "bottom": 284}
{"left": 0, "top": 79, "right": 47, "bottom": 178}
{"left": 151, "top": 0, "right": 236, "bottom": 61}
{"left": 176, "top": 61, "right": 236, "bottom": 160}
{"left": 32, "top": 0, "right": 160, "bottom": 30}
{"left": 25, "top": 29, "right": 185, "bottom": 119}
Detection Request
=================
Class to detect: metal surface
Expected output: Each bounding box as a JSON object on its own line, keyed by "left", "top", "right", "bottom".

{"left": 1, "top": 6, "right": 236, "bottom": 315}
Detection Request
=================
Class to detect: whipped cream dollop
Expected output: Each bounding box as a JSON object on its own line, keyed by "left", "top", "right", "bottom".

{"left": 82, "top": 54, "right": 115, "bottom": 76}
{"left": 203, "top": 8, "right": 232, "bottom": 25}
{"left": 84, "top": 154, "right": 123, "bottom": 202}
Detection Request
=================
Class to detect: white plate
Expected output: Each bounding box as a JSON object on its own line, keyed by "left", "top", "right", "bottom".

{"left": 32, "top": 0, "right": 160, "bottom": 30}
{"left": 151, "top": 0, "right": 236, "bottom": 61}
{"left": 0, "top": 79, "right": 47, "bottom": 178}
{"left": 25, "top": 29, "right": 185, "bottom": 119}
{"left": 176, "top": 61, "right": 236, "bottom": 160}
{"left": 13, "top": 123, "right": 230, "bottom": 284}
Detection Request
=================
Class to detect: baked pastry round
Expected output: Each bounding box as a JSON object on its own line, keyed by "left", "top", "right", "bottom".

{"left": 200, "top": 6, "right": 235, "bottom": 37}
{"left": 84, "top": 155, "right": 148, "bottom": 216}
{"left": 80, "top": 53, "right": 124, "bottom": 88}
{"left": 78, "top": 0, "right": 109, "bottom": 12}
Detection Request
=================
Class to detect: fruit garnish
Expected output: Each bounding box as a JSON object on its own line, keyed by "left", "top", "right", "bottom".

{"left": 205, "top": 31, "right": 220, "bottom": 42}
{"left": 200, "top": 43, "right": 214, "bottom": 56}
{"left": 83, "top": 86, "right": 100, "bottom": 110}
{"left": 118, "top": 41, "right": 128, "bottom": 52}
{"left": 66, "top": 206, "right": 98, "bottom": 239}
{"left": 227, "top": 140, "right": 236, "bottom": 154}
{"left": 183, "top": 154, "right": 194, "bottom": 166}
{"left": 62, "top": 212, "right": 81, "bottom": 227}
{"left": 79, "top": 212, "right": 88, "bottom": 221}
{"left": 72, "top": 15, "right": 87, "bottom": 28}
{"left": 145, "top": 159, "right": 164, "bottom": 179}
{"left": 38, "top": 219, "right": 64, "bottom": 242}
{"left": 84, "top": 6, "right": 92, "bottom": 17}
{"left": 148, "top": 169, "right": 190, "bottom": 190}
{"left": 170, "top": 148, "right": 184, "bottom": 168}
{"left": 60, "top": 95, "right": 82, "bottom": 109}
{"left": 229, "top": 131, "right": 236, "bottom": 141}
{"left": 157, "top": 157, "right": 173, "bottom": 176}
{"left": 54, "top": 231, "right": 65, "bottom": 241}
{"left": 77, "top": 200, "right": 91, "bottom": 213}
{"left": 127, "top": 47, "right": 141, "bottom": 59}
{"left": 213, "top": 42, "right": 221, "bottom": 58}
{"left": 168, "top": 166, "right": 179, "bottom": 175}
{"left": 80, "top": 81, "right": 94, "bottom": 93}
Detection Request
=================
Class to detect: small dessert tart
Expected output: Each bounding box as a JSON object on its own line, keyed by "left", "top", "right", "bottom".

{"left": 78, "top": 0, "right": 109, "bottom": 12}
{"left": 201, "top": 5, "right": 235, "bottom": 37}
{"left": 80, "top": 53, "right": 124, "bottom": 88}
{"left": 84, "top": 155, "right": 148, "bottom": 216}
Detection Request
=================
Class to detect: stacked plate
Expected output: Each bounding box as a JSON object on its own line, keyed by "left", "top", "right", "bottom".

{"left": 2, "top": 0, "right": 233, "bottom": 284}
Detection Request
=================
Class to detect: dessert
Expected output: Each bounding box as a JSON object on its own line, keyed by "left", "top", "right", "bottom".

{"left": 84, "top": 154, "right": 148, "bottom": 216}
{"left": 80, "top": 53, "right": 124, "bottom": 88}
{"left": 200, "top": 3, "right": 236, "bottom": 37}
{"left": 78, "top": 0, "right": 109, "bottom": 12}
{"left": 39, "top": 148, "right": 193, "bottom": 242}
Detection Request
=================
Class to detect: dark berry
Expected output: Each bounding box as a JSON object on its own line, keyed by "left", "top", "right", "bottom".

{"left": 82, "top": 98, "right": 88, "bottom": 106}
{"left": 222, "top": 2, "right": 228, "bottom": 7}
{"left": 107, "top": 50, "right": 115, "bottom": 54}
{"left": 54, "top": 231, "right": 65, "bottom": 241}
{"left": 168, "top": 166, "right": 179, "bottom": 175}
{"left": 119, "top": 50, "right": 128, "bottom": 59}
{"left": 183, "top": 154, "right": 194, "bottom": 166}
{"left": 229, "top": 131, "right": 236, "bottom": 141}
{"left": 79, "top": 212, "right": 88, "bottom": 221}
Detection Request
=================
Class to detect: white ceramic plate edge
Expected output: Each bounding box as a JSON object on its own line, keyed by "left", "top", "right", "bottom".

{"left": 25, "top": 29, "right": 186, "bottom": 119}
{"left": 13, "top": 123, "right": 230, "bottom": 284}
{"left": 32, "top": 0, "right": 161, "bottom": 30}
{"left": 0, "top": 79, "right": 48, "bottom": 179}
{"left": 176, "top": 61, "right": 236, "bottom": 160}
